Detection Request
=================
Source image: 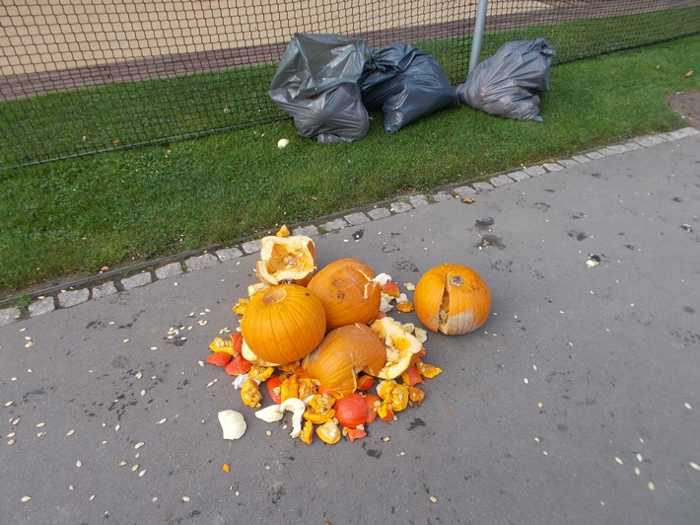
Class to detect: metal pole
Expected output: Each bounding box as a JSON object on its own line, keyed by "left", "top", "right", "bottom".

{"left": 469, "top": 0, "right": 489, "bottom": 73}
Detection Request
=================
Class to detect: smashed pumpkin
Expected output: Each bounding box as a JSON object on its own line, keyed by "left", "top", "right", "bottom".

{"left": 371, "top": 316, "right": 424, "bottom": 379}
{"left": 303, "top": 324, "right": 386, "bottom": 395}
{"left": 256, "top": 235, "right": 316, "bottom": 285}
{"left": 307, "top": 258, "right": 381, "bottom": 329}
{"left": 414, "top": 263, "right": 491, "bottom": 335}
{"left": 241, "top": 284, "right": 326, "bottom": 365}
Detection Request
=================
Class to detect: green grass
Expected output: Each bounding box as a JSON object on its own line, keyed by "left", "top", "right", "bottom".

{"left": 0, "top": 34, "right": 699, "bottom": 293}
{"left": 1, "top": 6, "right": 698, "bottom": 168}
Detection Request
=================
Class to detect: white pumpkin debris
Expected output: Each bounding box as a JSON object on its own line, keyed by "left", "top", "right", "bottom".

{"left": 636, "top": 453, "right": 643, "bottom": 463}
{"left": 138, "top": 469, "right": 147, "bottom": 478}
{"left": 684, "top": 402, "right": 693, "bottom": 410}
{"left": 118, "top": 460, "right": 127, "bottom": 467}
{"left": 585, "top": 255, "right": 601, "bottom": 268}
{"left": 689, "top": 461, "right": 700, "bottom": 471}
{"left": 232, "top": 374, "right": 248, "bottom": 390}
{"left": 21, "top": 496, "right": 31, "bottom": 503}
{"left": 218, "top": 410, "right": 247, "bottom": 440}
{"left": 277, "top": 138, "right": 289, "bottom": 149}
{"left": 206, "top": 378, "right": 218, "bottom": 388}
{"left": 76, "top": 460, "right": 82, "bottom": 468}
{"left": 182, "top": 496, "right": 191, "bottom": 503}
{"left": 429, "top": 496, "right": 438, "bottom": 503}
{"left": 135, "top": 371, "right": 143, "bottom": 379}
{"left": 647, "top": 481, "right": 655, "bottom": 491}
{"left": 156, "top": 418, "right": 167, "bottom": 425}
{"left": 404, "top": 282, "right": 415, "bottom": 291}
{"left": 65, "top": 429, "right": 75, "bottom": 437}
{"left": 373, "top": 273, "right": 393, "bottom": 286}
{"left": 614, "top": 457, "right": 623, "bottom": 465}
{"left": 634, "top": 467, "right": 641, "bottom": 476}
{"left": 280, "top": 398, "right": 306, "bottom": 438}
{"left": 134, "top": 442, "right": 145, "bottom": 450}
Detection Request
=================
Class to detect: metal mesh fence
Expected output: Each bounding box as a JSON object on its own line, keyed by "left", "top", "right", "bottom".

{"left": 1, "top": 0, "right": 699, "bottom": 169}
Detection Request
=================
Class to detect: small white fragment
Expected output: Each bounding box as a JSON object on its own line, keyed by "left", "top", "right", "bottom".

{"left": 277, "top": 138, "right": 290, "bottom": 149}
{"left": 89, "top": 494, "right": 95, "bottom": 501}
{"left": 429, "top": 496, "right": 438, "bottom": 503}
{"left": 218, "top": 410, "right": 247, "bottom": 440}
{"left": 636, "top": 453, "right": 643, "bottom": 463}
{"left": 198, "top": 320, "right": 208, "bottom": 327}
{"left": 689, "top": 461, "right": 700, "bottom": 471}
{"left": 36, "top": 431, "right": 46, "bottom": 438}
{"left": 684, "top": 402, "right": 693, "bottom": 410}
{"left": 65, "top": 429, "right": 75, "bottom": 437}
{"left": 206, "top": 378, "right": 218, "bottom": 388}
{"left": 614, "top": 457, "right": 623, "bottom": 465}
{"left": 131, "top": 464, "right": 139, "bottom": 472}
{"left": 542, "top": 450, "right": 549, "bottom": 456}
{"left": 21, "top": 496, "right": 31, "bottom": 503}
{"left": 152, "top": 497, "right": 158, "bottom": 503}
{"left": 11, "top": 417, "right": 20, "bottom": 425}
{"left": 265, "top": 430, "right": 272, "bottom": 437}
{"left": 7, "top": 438, "right": 15, "bottom": 445}
{"left": 197, "top": 360, "right": 204, "bottom": 367}
{"left": 69, "top": 485, "right": 74, "bottom": 490}
{"left": 280, "top": 398, "right": 306, "bottom": 438}
{"left": 115, "top": 424, "right": 120, "bottom": 432}
{"left": 4, "top": 400, "right": 13, "bottom": 407}
{"left": 150, "top": 346, "right": 158, "bottom": 351}
{"left": 138, "top": 469, "right": 147, "bottom": 478}
{"left": 382, "top": 436, "right": 391, "bottom": 442}
{"left": 123, "top": 338, "right": 130, "bottom": 344}
{"left": 232, "top": 374, "right": 249, "bottom": 390}
{"left": 634, "top": 467, "right": 641, "bottom": 476}
{"left": 35, "top": 422, "right": 45, "bottom": 428}
{"left": 404, "top": 282, "right": 415, "bottom": 291}
{"left": 647, "top": 481, "right": 655, "bottom": 491}
{"left": 373, "top": 273, "right": 393, "bottom": 286}
{"left": 156, "top": 418, "right": 167, "bottom": 425}
{"left": 523, "top": 377, "right": 529, "bottom": 384}
{"left": 532, "top": 364, "right": 538, "bottom": 371}
{"left": 118, "top": 460, "right": 127, "bottom": 467}
{"left": 134, "top": 442, "right": 144, "bottom": 450}
{"left": 135, "top": 371, "right": 143, "bottom": 379}
{"left": 140, "top": 389, "right": 146, "bottom": 397}
{"left": 537, "top": 401, "right": 544, "bottom": 409}
{"left": 76, "top": 460, "right": 82, "bottom": 468}
{"left": 413, "top": 327, "right": 428, "bottom": 344}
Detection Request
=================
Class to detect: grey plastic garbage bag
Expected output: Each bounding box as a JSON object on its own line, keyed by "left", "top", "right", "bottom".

{"left": 269, "top": 33, "right": 370, "bottom": 143}
{"left": 456, "top": 38, "right": 555, "bottom": 122}
{"left": 360, "top": 43, "right": 457, "bottom": 133}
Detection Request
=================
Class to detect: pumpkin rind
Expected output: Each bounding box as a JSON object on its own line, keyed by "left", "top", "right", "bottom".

{"left": 302, "top": 324, "right": 386, "bottom": 395}
{"left": 256, "top": 235, "right": 316, "bottom": 285}
{"left": 241, "top": 284, "right": 326, "bottom": 365}
{"left": 307, "top": 258, "right": 381, "bottom": 330}
{"left": 414, "top": 264, "right": 491, "bottom": 335}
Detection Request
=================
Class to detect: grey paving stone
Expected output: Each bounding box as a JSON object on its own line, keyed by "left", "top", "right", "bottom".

{"left": 655, "top": 132, "right": 672, "bottom": 142}
{"left": 241, "top": 240, "right": 261, "bottom": 254}
{"left": 489, "top": 175, "right": 513, "bottom": 187}
{"left": 543, "top": 162, "right": 564, "bottom": 172}
{"left": 156, "top": 262, "right": 184, "bottom": 279}
{"left": 292, "top": 225, "right": 320, "bottom": 237}
{"left": 596, "top": 148, "right": 614, "bottom": 157}
{"left": 92, "top": 281, "right": 118, "bottom": 300}
{"left": 0, "top": 307, "right": 21, "bottom": 326}
{"left": 390, "top": 201, "right": 412, "bottom": 214}
{"left": 344, "top": 212, "right": 371, "bottom": 226}
{"left": 634, "top": 135, "right": 664, "bottom": 147}
{"left": 431, "top": 191, "right": 453, "bottom": 202}
{"left": 667, "top": 130, "right": 688, "bottom": 141}
{"left": 558, "top": 159, "right": 579, "bottom": 169}
{"left": 677, "top": 126, "right": 699, "bottom": 137}
{"left": 507, "top": 170, "right": 529, "bottom": 182}
{"left": 473, "top": 181, "right": 494, "bottom": 191}
{"left": 409, "top": 194, "right": 429, "bottom": 207}
{"left": 586, "top": 151, "right": 605, "bottom": 160}
{"left": 320, "top": 218, "right": 347, "bottom": 231}
{"left": 28, "top": 297, "right": 55, "bottom": 317}
{"left": 453, "top": 185, "right": 476, "bottom": 197}
{"left": 367, "top": 207, "right": 391, "bottom": 220}
{"left": 57, "top": 288, "right": 90, "bottom": 308}
{"left": 624, "top": 141, "right": 642, "bottom": 151}
{"left": 185, "top": 254, "right": 219, "bottom": 272}
{"left": 524, "top": 165, "right": 546, "bottom": 176}
{"left": 215, "top": 247, "right": 243, "bottom": 262}
{"left": 572, "top": 155, "right": 591, "bottom": 163}
{"left": 121, "top": 272, "right": 153, "bottom": 290}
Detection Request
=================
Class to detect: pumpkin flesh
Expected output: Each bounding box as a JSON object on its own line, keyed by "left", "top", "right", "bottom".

{"left": 256, "top": 235, "right": 316, "bottom": 285}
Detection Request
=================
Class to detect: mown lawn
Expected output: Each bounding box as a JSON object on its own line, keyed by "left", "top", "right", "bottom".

{"left": 0, "top": 34, "right": 699, "bottom": 293}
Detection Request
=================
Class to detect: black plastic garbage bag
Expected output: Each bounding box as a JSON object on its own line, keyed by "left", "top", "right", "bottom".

{"left": 360, "top": 43, "right": 457, "bottom": 133}
{"left": 269, "top": 33, "right": 370, "bottom": 143}
{"left": 456, "top": 38, "right": 555, "bottom": 122}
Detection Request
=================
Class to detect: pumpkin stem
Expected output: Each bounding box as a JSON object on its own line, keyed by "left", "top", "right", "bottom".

{"left": 262, "top": 286, "right": 288, "bottom": 305}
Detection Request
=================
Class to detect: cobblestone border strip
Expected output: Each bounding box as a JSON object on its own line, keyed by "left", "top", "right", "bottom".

{"left": 1, "top": 126, "right": 697, "bottom": 325}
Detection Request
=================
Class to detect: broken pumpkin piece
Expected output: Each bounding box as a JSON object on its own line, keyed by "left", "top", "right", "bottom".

{"left": 280, "top": 375, "right": 299, "bottom": 403}
{"left": 248, "top": 365, "right": 274, "bottom": 383}
{"left": 300, "top": 421, "right": 314, "bottom": 445}
{"left": 395, "top": 301, "right": 415, "bottom": 313}
{"left": 209, "top": 336, "right": 235, "bottom": 356}
{"left": 344, "top": 426, "right": 367, "bottom": 442}
{"left": 298, "top": 377, "right": 317, "bottom": 400}
{"left": 414, "top": 263, "right": 491, "bottom": 335}
{"left": 377, "top": 401, "right": 395, "bottom": 422}
{"left": 232, "top": 298, "right": 249, "bottom": 316}
{"left": 401, "top": 366, "right": 423, "bottom": 386}
{"left": 275, "top": 224, "right": 291, "bottom": 238}
{"left": 382, "top": 281, "right": 401, "bottom": 298}
{"left": 240, "top": 339, "right": 280, "bottom": 368}
{"left": 408, "top": 386, "right": 425, "bottom": 406}
{"left": 303, "top": 409, "right": 335, "bottom": 425}
{"left": 390, "top": 384, "right": 410, "bottom": 412}
{"left": 364, "top": 394, "right": 381, "bottom": 423}
{"left": 266, "top": 376, "right": 282, "bottom": 404}
{"left": 316, "top": 421, "right": 341, "bottom": 445}
{"left": 307, "top": 393, "right": 336, "bottom": 413}
{"left": 371, "top": 317, "right": 423, "bottom": 380}
{"left": 240, "top": 379, "right": 263, "bottom": 408}
{"left": 416, "top": 361, "right": 443, "bottom": 379}
{"left": 256, "top": 235, "right": 316, "bottom": 285}
{"left": 356, "top": 375, "right": 375, "bottom": 391}
{"left": 377, "top": 380, "right": 397, "bottom": 401}
{"left": 225, "top": 355, "right": 252, "bottom": 376}
{"left": 206, "top": 352, "right": 232, "bottom": 368}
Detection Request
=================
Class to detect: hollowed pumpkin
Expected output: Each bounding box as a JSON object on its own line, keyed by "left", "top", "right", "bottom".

{"left": 307, "top": 258, "right": 381, "bottom": 329}
{"left": 256, "top": 235, "right": 316, "bottom": 285}
{"left": 302, "top": 324, "right": 386, "bottom": 395}
{"left": 414, "top": 263, "right": 491, "bottom": 335}
{"left": 241, "top": 284, "right": 326, "bottom": 365}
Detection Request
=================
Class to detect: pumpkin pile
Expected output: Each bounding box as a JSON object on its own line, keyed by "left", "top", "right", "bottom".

{"left": 205, "top": 226, "right": 491, "bottom": 445}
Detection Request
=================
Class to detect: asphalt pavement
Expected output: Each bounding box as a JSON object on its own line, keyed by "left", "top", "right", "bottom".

{"left": 1, "top": 135, "right": 699, "bottom": 525}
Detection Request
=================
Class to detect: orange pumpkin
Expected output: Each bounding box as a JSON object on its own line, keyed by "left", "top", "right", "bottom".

{"left": 302, "top": 324, "right": 386, "bottom": 395}
{"left": 241, "top": 284, "right": 326, "bottom": 365}
{"left": 256, "top": 235, "right": 316, "bottom": 285}
{"left": 307, "top": 258, "right": 381, "bottom": 329}
{"left": 414, "top": 263, "right": 491, "bottom": 335}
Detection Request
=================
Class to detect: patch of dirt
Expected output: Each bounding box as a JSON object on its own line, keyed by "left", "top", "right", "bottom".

{"left": 668, "top": 90, "right": 700, "bottom": 129}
